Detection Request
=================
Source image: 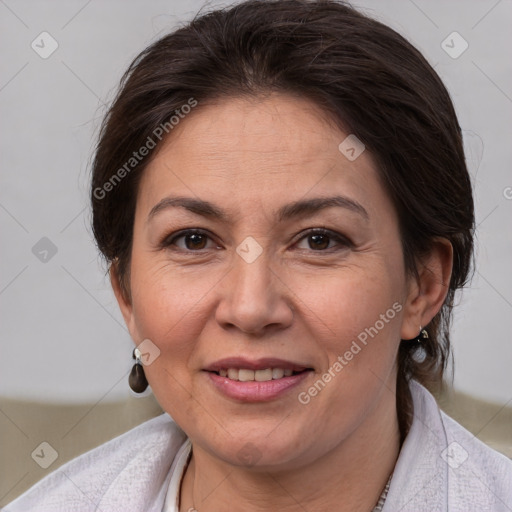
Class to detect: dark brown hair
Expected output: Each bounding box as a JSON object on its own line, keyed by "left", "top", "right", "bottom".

{"left": 91, "top": 0, "right": 474, "bottom": 441}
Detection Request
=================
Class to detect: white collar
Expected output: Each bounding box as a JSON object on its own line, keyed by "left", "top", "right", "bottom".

{"left": 162, "top": 438, "right": 192, "bottom": 512}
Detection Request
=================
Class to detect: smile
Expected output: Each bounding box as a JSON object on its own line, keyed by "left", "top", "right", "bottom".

{"left": 212, "top": 367, "right": 308, "bottom": 381}
{"left": 203, "top": 359, "right": 313, "bottom": 401}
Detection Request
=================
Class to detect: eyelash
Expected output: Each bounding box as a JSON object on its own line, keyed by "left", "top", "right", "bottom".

{"left": 160, "top": 228, "right": 352, "bottom": 254}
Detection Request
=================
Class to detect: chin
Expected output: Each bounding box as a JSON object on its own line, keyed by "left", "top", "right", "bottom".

{"left": 203, "top": 428, "right": 308, "bottom": 471}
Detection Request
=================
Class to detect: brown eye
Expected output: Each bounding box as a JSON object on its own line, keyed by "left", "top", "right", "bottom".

{"left": 308, "top": 233, "right": 330, "bottom": 250}
{"left": 163, "top": 229, "right": 217, "bottom": 251}
{"left": 183, "top": 232, "right": 208, "bottom": 250}
{"left": 295, "top": 229, "right": 351, "bottom": 252}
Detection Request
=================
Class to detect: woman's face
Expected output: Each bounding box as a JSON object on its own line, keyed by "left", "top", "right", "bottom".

{"left": 116, "top": 93, "right": 419, "bottom": 470}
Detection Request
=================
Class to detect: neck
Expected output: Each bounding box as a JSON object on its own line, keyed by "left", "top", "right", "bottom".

{"left": 179, "top": 388, "right": 400, "bottom": 512}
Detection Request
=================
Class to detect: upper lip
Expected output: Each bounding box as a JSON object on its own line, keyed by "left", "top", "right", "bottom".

{"left": 204, "top": 357, "right": 313, "bottom": 372}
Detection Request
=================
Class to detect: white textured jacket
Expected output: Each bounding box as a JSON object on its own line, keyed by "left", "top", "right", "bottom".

{"left": 4, "top": 380, "right": 512, "bottom": 512}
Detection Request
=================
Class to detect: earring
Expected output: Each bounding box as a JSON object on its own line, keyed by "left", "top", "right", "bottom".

{"left": 129, "top": 347, "right": 148, "bottom": 393}
{"left": 407, "top": 326, "right": 429, "bottom": 344}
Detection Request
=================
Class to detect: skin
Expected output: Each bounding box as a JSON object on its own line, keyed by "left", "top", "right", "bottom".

{"left": 112, "top": 93, "right": 453, "bottom": 512}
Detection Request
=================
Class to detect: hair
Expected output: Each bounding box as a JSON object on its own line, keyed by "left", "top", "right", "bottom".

{"left": 91, "top": 0, "right": 475, "bottom": 442}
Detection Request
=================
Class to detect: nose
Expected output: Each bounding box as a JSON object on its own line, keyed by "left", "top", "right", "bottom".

{"left": 214, "top": 249, "right": 294, "bottom": 336}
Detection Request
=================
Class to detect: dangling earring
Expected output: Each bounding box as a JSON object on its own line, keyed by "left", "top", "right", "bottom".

{"left": 406, "top": 326, "right": 429, "bottom": 344}
{"left": 129, "top": 347, "right": 148, "bottom": 393}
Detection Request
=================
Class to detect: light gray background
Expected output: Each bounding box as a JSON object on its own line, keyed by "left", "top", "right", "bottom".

{"left": 1, "top": 0, "right": 511, "bottom": 405}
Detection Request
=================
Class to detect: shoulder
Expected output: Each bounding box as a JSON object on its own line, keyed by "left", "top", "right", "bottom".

{"left": 413, "top": 379, "right": 512, "bottom": 472}
{"left": 438, "top": 404, "right": 512, "bottom": 505}
{"left": 384, "top": 381, "right": 512, "bottom": 511}
{"left": 416, "top": 380, "right": 511, "bottom": 509}
{"left": 3, "top": 413, "right": 188, "bottom": 512}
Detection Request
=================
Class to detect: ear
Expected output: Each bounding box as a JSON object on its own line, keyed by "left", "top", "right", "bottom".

{"left": 110, "top": 262, "right": 138, "bottom": 341}
{"left": 400, "top": 238, "right": 453, "bottom": 340}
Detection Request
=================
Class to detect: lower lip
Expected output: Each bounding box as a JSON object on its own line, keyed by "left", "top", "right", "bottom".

{"left": 205, "top": 371, "right": 311, "bottom": 402}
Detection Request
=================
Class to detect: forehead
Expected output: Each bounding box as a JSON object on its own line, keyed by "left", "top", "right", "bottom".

{"left": 174, "top": 94, "right": 337, "bottom": 157}
{"left": 137, "top": 93, "right": 387, "bottom": 219}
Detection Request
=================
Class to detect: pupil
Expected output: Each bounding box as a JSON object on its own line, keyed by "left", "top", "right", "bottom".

{"left": 186, "top": 233, "right": 206, "bottom": 250}
{"left": 310, "top": 234, "right": 329, "bottom": 250}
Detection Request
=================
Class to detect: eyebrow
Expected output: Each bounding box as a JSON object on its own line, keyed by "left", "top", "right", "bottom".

{"left": 147, "top": 194, "right": 369, "bottom": 223}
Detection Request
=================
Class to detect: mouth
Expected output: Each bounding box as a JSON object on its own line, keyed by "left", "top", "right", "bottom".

{"left": 203, "top": 357, "right": 314, "bottom": 401}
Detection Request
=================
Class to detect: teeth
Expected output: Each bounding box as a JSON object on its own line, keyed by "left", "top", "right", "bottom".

{"left": 272, "top": 368, "right": 284, "bottom": 379}
{"left": 238, "top": 369, "right": 255, "bottom": 381}
{"left": 255, "top": 368, "right": 273, "bottom": 381}
{"left": 217, "top": 367, "right": 303, "bottom": 381}
{"left": 227, "top": 368, "right": 239, "bottom": 380}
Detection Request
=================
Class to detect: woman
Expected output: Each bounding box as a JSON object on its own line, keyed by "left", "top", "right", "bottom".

{"left": 6, "top": 0, "right": 511, "bottom": 511}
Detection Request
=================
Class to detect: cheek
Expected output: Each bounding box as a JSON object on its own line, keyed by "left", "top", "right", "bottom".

{"left": 292, "top": 268, "right": 404, "bottom": 430}
{"left": 298, "top": 261, "right": 406, "bottom": 417}
{"left": 127, "top": 257, "right": 215, "bottom": 373}
{"left": 128, "top": 261, "right": 210, "bottom": 421}
{"left": 129, "top": 245, "right": 218, "bottom": 328}
{"left": 296, "top": 260, "right": 404, "bottom": 348}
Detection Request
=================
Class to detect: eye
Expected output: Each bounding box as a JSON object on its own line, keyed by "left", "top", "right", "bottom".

{"left": 162, "top": 229, "right": 219, "bottom": 251}
{"left": 161, "top": 227, "right": 351, "bottom": 254}
{"left": 294, "top": 228, "right": 351, "bottom": 252}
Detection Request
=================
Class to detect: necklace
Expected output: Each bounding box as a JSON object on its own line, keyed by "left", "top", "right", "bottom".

{"left": 371, "top": 473, "right": 393, "bottom": 512}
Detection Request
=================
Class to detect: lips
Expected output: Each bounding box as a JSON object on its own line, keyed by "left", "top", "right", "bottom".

{"left": 203, "top": 357, "right": 314, "bottom": 396}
